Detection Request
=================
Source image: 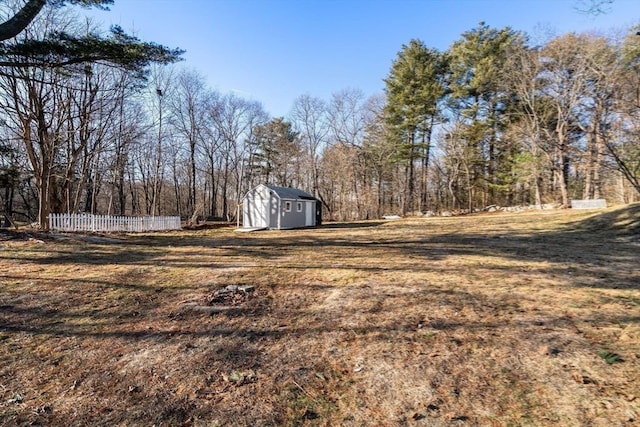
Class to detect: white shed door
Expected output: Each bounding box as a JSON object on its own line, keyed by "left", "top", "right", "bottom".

{"left": 256, "top": 198, "right": 269, "bottom": 227}
{"left": 305, "top": 201, "right": 314, "bottom": 226}
{"left": 246, "top": 197, "right": 268, "bottom": 228}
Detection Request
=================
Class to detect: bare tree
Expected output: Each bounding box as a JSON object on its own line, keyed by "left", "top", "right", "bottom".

{"left": 538, "top": 33, "right": 591, "bottom": 207}
{"left": 607, "top": 27, "right": 640, "bottom": 198}
{"left": 289, "top": 94, "right": 330, "bottom": 199}
{"left": 106, "top": 72, "right": 146, "bottom": 215}
{"left": 0, "top": 9, "right": 64, "bottom": 226}
{"left": 201, "top": 90, "right": 222, "bottom": 218}
{"left": 326, "top": 88, "right": 369, "bottom": 218}
{"left": 142, "top": 65, "right": 175, "bottom": 216}
{"left": 209, "top": 93, "right": 266, "bottom": 220}
{"left": 575, "top": 34, "right": 620, "bottom": 200}
{"left": 362, "top": 93, "right": 397, "bottom": 217}
{"left": 168, "top": 69, "right": 209, "bottom": 219}
{"left": 502, "top": 43, "right": 553, "bottom": 206}
{"left": 0, "top": 3, "right": 179, "bottom": 227}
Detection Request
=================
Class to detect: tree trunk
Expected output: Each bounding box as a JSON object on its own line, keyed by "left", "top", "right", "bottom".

{"left": 222, "top": 155, "right": 229, "bottom": 220}
{"left": 209, "top": 157, "right": 218, "bottom": 218}
{"left": 534, "top": 175, "right": 542, "bottom": 208}
{"left": 190, "top": 141, "right": 197, "bottom": 214}
{"left": 38, "top": 160, "right": 52, "bottom": 229}
{"left": 420, "top": 118, "right": 433, "bottom": 212}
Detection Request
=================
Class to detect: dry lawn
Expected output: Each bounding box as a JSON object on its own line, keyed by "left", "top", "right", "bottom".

{"left": 0, "top": 205, "right": 639, "bottom": 426}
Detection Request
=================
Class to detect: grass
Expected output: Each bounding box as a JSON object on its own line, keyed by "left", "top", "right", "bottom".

{"left": 598, "top": 350, "right": 624, "bottom": 365}
{"left": 0, "top": 204, "right": 639, "bottom": 426}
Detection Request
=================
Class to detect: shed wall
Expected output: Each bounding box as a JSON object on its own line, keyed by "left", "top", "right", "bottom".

{"left": 243, "top": 184, "right": 319, "bottom": 229}
{"left": 279, "top": 199, "right": 315, "bottom": 229}
{"left": 243, "top": 186, "right": 271, "bottom": 228}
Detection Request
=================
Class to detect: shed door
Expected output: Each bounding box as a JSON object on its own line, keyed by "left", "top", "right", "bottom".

{"left": 305, "top": 201, "right": 314, "bottom": 226}
{"left": 246, "top": 196, "right": 268, "bottom": 228}
{"left": 256, "top": 198, "right": 269, "bottom": 227}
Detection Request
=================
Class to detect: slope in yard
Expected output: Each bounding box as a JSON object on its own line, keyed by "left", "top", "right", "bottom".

{"left": 0, "top": 206, "right": 638, "bottom": 426}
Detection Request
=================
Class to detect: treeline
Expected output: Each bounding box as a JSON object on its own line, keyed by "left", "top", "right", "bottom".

{"left": 1, "top": 7, "right": 639, "bottom": 227}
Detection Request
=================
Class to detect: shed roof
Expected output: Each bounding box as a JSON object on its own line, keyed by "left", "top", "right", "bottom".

{"left": 264, "top": 184, "right": 316, "bottom": 200}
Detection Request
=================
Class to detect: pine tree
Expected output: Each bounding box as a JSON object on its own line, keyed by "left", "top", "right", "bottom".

{"left": 384, "top": 39, "right": 447, "bottom": 214}
{"left": 447, "top": 22, "right": 523, "bottom": 209}
{"left": 0, "top": 1, "right": 182, "bottom": 73}
{"left": 247, "top": 118, "right": 301, "bottom": 188}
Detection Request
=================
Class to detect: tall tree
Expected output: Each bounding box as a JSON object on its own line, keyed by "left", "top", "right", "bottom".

{"left": 447, "top": 22, "right": 523, "bottom": 209}
{"left": 574, "top": 34, "right": 619, "bottom": 200}
{"left": 0, "top": 1, "right": 181, "bottom": 228}
{"left": 200, "top": 90, "right": 221, "bottom": 218}
{"left": 538, "top": 33, "right": 592, "bottom": 207}
{"left": 290, "top": 94, "right": 329, "bottom": 198}
{"left": 363, "top": 94, "right": 397, "bottom": 217}
{"left": 210, "top": 93, "right": 266, "bottom": 220}
{"left": 247, "top": 117, "right": 301, "bottom": 187}
{"left": 608, "top": 25, "right": 640, "bottom": 197}
{"left": 502, "top": 42, "right": 554, "bottom": 207}
{"left": 326, "top": 89, "right": 369, "bottom": 218}
{"left": 384, "top": 39, "right": 447, "bottom": 213}
{"left": 106, "top": 72, "right": 146, "bottom": 216}
{"left": 169, "top": 69, "right": 209, "bottom": 217}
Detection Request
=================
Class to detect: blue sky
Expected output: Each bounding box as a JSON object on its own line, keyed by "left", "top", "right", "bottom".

{"left": 85, "top": 0, "right": 640, "bottom": 118}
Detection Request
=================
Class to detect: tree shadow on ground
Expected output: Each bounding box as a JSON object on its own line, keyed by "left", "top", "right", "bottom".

{"left": 317, "top": 221, "right": 385, "bottom": 229}
{"left": 1, "top": 207, "right": 639, "bottom": 426}
{"left": 3, "top": 205, "right": 639, "bottom": 293}
{"left": 571, "top": 203, "right": 640, "bottom": 236}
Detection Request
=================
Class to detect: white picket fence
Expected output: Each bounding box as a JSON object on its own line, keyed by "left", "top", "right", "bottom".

{"left": 48, "top": 213, "right": 181, "bottom": 233}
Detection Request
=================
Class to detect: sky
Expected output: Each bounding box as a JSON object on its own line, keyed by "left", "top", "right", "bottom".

{"left": 82, "top": 0, "right": 640, "bottom": 118}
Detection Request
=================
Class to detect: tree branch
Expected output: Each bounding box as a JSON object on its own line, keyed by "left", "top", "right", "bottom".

{"left": 0, "top": 27, "right": 184, "bottom": 73}
{"left": 0, "top": 0, "right": 47, "bottom": 42}
{"left": 0, "top": 0, "right": 114, "bottom": 42}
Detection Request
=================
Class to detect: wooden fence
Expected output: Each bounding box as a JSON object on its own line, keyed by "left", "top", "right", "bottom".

{"left": 48, "top": 213, "right": 181, "bottom": 233}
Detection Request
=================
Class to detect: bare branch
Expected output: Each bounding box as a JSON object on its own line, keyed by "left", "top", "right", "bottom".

{"left": 574, "top": 0, "right": 614, "bottom": 15}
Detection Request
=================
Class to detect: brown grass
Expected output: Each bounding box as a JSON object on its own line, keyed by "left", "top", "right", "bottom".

{"left": 1, "top": 205, "right": 639, "bottom": 426}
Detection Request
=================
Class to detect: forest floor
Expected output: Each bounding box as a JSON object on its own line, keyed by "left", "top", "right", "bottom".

{"left": 0, "top": 205, "right": 639, "bottom": 426}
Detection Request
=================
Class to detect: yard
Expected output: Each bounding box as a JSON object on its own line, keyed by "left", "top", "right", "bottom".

{"left": 0, "top": 205, "right": 639, "bottom": 426}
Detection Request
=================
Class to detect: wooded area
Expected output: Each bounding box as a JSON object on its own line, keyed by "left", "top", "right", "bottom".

{"left": 1, "top": 2, "right": 639, "bottom": 228}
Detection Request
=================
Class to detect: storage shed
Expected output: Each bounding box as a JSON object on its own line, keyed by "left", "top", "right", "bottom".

{"left": 242, "top": 184, "right": 321, "bottom": 230}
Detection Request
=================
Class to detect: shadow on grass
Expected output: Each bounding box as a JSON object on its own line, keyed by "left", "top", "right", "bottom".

{"left": 2, "top": 205, "right": 638, "bottom": 290}
{"left": 318, "top": 221, "right": 385, "bottom": 229}
{"left": 571, "top": 203, "right": 640, "bottom": 236}
{"left": 1, "top": 280, "right": 638, "bottom": 343}
{"left": 1, "top": 206, "right": 639, "bottom": 427}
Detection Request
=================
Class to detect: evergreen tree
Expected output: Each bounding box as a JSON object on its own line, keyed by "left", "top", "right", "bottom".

{"left": 0, "top": 1, "right": 182, "bottom": 73}
{"left": 447, "top": 22, "right": 523, "bottom": 209}
{"left": 384, "top": 39, "right": 447, "bottom": 213}
{"left": 247, "top": 118, "right": 301, "bottom": 188}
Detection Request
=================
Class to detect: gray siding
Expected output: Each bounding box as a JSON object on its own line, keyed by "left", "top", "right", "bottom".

{"left": 243, "top": 184, "right": 318, "bottom": 230}
{"left": 269, "top": 195, "right": 279, "bottom": 227}
{"left": 278, "top": 199, "right": 308, "bottom": 229}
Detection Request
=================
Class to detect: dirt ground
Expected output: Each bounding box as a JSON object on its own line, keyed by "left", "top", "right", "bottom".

{"left": 0, "top": 205, "right": 639, "bottom": 426}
